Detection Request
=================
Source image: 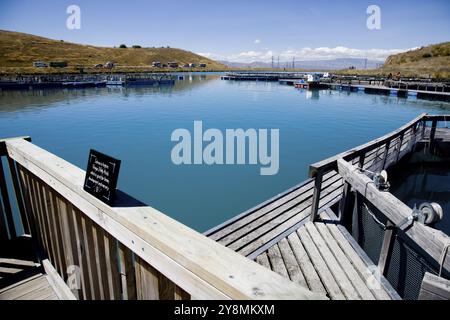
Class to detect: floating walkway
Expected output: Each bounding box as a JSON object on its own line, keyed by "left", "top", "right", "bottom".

{"left": 207, "top": 114, "right": 450, "bottom": 300}
{"left": 324, "top": 83, "right": 450, "bottom": 101}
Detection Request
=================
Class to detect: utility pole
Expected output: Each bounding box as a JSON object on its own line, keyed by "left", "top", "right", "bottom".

{"left": 292, "top": 57, "right": 295, "bottom": 69}
{"left": 277, "top": 56, "right": 280, "bottom": 69}
{"left": 271, "top": 56, "right": 274, "bottom": 69}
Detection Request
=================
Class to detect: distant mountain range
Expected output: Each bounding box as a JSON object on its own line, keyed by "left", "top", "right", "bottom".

{"left": 220, "top": 58, "right": 383, "bottom": 70}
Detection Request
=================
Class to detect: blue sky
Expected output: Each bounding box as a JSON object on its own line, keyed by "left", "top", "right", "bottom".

{"left": 1, "top": 0, "right": 449, "bottom": 62}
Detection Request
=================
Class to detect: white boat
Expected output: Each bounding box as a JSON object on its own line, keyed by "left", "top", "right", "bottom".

{"left": 106, "top": 77, "right": 124, "bottom": 86}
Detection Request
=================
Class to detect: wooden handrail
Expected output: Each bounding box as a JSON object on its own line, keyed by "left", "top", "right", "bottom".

{"left": 337, "top": 159, "right": 450, "bottom": 273}
{"left": 5, "top": 138, "right": 325, "bottom": 300}
{"left": 309, "top": 113, "right": 427, "bottom": 177}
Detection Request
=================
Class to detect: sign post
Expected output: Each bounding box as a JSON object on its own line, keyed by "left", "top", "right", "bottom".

{"left": 83, "top": 149, "right": 121, "bottom": 205}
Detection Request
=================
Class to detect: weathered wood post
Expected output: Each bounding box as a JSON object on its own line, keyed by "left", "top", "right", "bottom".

{"left": 378, "top": 221, "right": 395, "bottom": 275}
{"left": 310, "top": 169, "right": 324, "bottom": 222}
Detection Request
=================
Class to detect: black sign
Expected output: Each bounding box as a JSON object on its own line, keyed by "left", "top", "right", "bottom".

{"left": 83, "top": 149, "right": 121, "bottom": 205}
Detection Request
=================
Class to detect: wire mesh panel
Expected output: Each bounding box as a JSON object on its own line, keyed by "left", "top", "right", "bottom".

{"left": 350, "top": 196, "right": 386, "bottom": 265}
{"left": 348, "top": 194, "right": 450, "bottom": 300}
{"left": 385, "top": 233, "right": 439, "bottom": 300}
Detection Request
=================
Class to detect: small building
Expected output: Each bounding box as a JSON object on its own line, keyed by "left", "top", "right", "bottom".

{"left": 167, "top": 62, "right": 179, "bottom": 68}
{"left": 183, "top": 64, "right": 190, "bottom": 68}
{"left": 49, "top": 61, "right": 68, "bottom": 68}
{"left": 199, "top": 63, "right": 207, "bottom": 68}
{"left": 152, "top": 61, "right": 162, "bottom": 68}
{"left": 32, "top": 61, "right": 48, "bottom": 68}
{"left": 189, "top": 63, "right": 197, "bottom": 68}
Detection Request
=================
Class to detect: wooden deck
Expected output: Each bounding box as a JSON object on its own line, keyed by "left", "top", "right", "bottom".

{"left": 206, "top": 185, "right": 399, "bottom": 300}
{"left": 0, "top": 273, "right": 59, "bottom": 300}
{"left": 0, "top": 237, "right": 75, "bottom": 300}
{"left": 254, "top": 209, "right": 398, "bottom": 300}
{"left": 206, "top": 114, "right": 450, "bottom": 300}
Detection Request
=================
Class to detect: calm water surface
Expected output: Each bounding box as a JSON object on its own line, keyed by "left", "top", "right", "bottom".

{"left": 1, "top": 74, "right": 449, "bottom": 232}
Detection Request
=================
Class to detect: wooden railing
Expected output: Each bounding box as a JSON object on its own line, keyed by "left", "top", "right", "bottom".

{"left": 0, "top": 137, "right": 325, "bottom": 300}
{"left": 308, "top": 113, "right": 431, "bottom": 221}
{"left": 336, "top": 158, "right": 450, "bottom": 276}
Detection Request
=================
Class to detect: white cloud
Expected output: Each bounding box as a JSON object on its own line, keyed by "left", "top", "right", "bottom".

{"left": 198, "top": 46, "right": 416, "bottom": 63}
{"left": 254, "top": 39, "right": 261, "bottom": 44}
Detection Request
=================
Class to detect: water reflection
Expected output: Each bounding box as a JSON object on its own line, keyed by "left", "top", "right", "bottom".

{"left": 0, "top": 74, "right": 219, "bottom": 113}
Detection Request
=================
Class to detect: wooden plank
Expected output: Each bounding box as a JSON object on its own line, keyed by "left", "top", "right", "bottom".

{"left": 211, "top": 171, "right": 338, "bottom": 243}
{"left": 118, "top": 243, "right": 137, "bottom": 300}
{"left": 0, "top": 273, "right": 42, "bottom": 294}
{"left": 419, "top": 272, "right": 450, "bottom": 300}
{"left": 309, "top": 113, "right": 426, "bottom": 176}
{"left": 310, "top": 170, "right": 324, "bottom": 222}
{"left": 80, "top": 214, "right": 103, "bottom": 299}
{"left": 297, "top": 225, "right": 344, "bottom": 300}
{"left": 305, "top": 222, "right": 360, "bottom": 300}
{"left": 255, "top": 252, "right": 271, "bottom": 269}
{"left": 7, "top": 157, "right": 30, "bottom": 234}
{"left": 57, "top": 198, "right": 83, "bottom": 300}
{"left": 6, "top": 139, "right": 325, "bottom": 300}
{"left": 287, "top": 232, "right": 327, "bottom": 294}
{"left": 206, "top": 178, "right": 315, "bottom": 239}
{"left": 219, "top": 186, "right": 314, "bottom": 246}
{"left": 67, "top": 203, "right": 91, "bottom": 300}
{"left": 0, "top": 275, "right": 48, "bottom": 300}
{"left": 42, "top": 259, "right": 77, "bottom": 300}
{"left": 47, "top": 189, "right": 68, "bottom": 279}
{"left": 27, "top": 175, "right": 46, "bottom": 249}
{"left": 232, "top": 178, "right": 343, "bottom": 255}
{"left": 277, "top": 238, "right": 307, "bottom": 288}
{"left": 266, "top": 245, "right": 289, "bottom": 279}
{"left": 103, "top": 232, "right": 121, "bottom": 299}
{"left": 315, "top": 222, "right": 375, "bottom": 300}
{"left": 377, "top": 222, "right": 395, "bottom": 276}
{"left": 15, "top": 280, "right": 54, "bottom": 300}
{"left": 42, "top": 186, "right": 65, "bottom": 276}
{"left": 241, "top": 184, "right": 344, "bottom": 258}
{"left": 0, "top": 159, "right": 15, "bottom": 238}
{"left": 36, "top": 180, "right": 58, "bottom": 271}
{"left": 16, "top": 164, "right": 38, "bottom": 242}
{"left": 338, "top": 182, "right": 351, "bottom": 223}
{"left": 135, "top": 256, "right": 159, "bottom": 300}
{"left": 0, "top": 195, "right": 8, "bottom": 241}
{"left": 158, "top": 273, "right": 176, "bottom": 300}
{"left": 174, "top": 285, "right": 190, "bottom": 300}
{"left": 337, "top": 159, "right": 450, "bottom": 273}
{"left": 91, "top": 222, "right": 110, "bottom": 300}
{"left": 320, "top": 210, "right": 395, "bottom": 300}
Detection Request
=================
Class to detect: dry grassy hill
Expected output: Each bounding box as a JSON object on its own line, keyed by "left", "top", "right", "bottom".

{"left": 336, "top": 42, "right": 450, "bottom": 79}
{"left": 0, "top": 30, "right": 226, "bottom": 74}
{"left": 382, "top": 42, "right": 450, "bottom": 78}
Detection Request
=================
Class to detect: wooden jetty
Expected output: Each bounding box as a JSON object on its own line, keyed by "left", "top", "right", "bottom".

{"left": 0, "top": 137, "right": 323, "bottom": 300}
{"left": 322, "top": 83, "right": 450, "bottom": 102}
{"left": 1, "top": 114, "right": 450, "bottom": 300}
{"left": 0, "top": 73, "right": 176, "bottom": 90}
{"left": 207, "top": 114, "right": 450, "bottom": 300}
{"left": 222, "top": 72, "right": 309, "bottom": 81}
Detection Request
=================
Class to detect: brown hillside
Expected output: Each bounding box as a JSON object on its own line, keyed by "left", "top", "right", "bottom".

{"left": 0, "top": 30, "right": 226, "bottom": 73}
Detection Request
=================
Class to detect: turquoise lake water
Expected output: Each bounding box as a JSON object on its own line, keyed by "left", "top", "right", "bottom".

{"left": 1, "top": 74, "right": 450, "bottom": 232}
